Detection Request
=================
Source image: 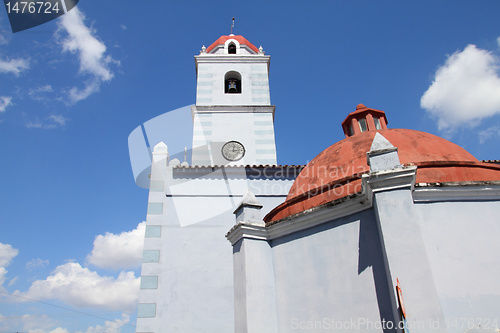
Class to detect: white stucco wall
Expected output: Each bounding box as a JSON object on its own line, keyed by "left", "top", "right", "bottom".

{"left": 192, "top": 110, "right": 277, "bottom": 166}
{"left": 268, "top": 209, "right": 393, "bottom": 332}
{"left": 230, "top": 178, "right": 500, "bottom": 333}
{"left": 416, "top": 200, "right": 500, "bottom": 333}
{"left": 135, "top": 150, "right": 298, "bottom": 333}
{"left": 196, "top": 60, "right": 270, "bottom": 106}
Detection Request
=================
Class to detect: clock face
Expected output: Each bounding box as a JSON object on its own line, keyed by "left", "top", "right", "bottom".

{"left": 222, "top": 141, "right": 245, "bottom": 161}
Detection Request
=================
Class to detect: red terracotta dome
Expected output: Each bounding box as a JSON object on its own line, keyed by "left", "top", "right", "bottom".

{"left": 264, "top": 126, "right": 500, "bottom": 223}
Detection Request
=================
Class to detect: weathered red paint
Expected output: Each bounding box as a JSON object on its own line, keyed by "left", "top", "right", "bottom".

{"left": 206, "top": 35, "right": 260, "bottom": 54}
{"left": 341, "top": 104, "right": 388, "bottom": 137}
{"left": 265, "top": 128, "right": 500, "bottom": 223}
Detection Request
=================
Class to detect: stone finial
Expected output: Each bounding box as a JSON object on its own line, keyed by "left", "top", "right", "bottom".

{"left": 233, "top": 190, "right": 263, "bottom": 223}
{"left": 370, "top": 132, "right": 394, "bottom": 152}
{"left": 152, "top": 141, "right": 169, "bottom": 165}
{"left": 153, "top": 142, "right": 168, "bottom": 154}
{"left": 169, "top": 158, "right": 181, "bottom": 167}
{"left": 366, "top": 133, "right": 400, "bottom": 172}
{"left": 241, "top": 190, "right": 262, "bottom": 207}
{"left": 201, "top": 45, "right": 207, "bottom": 54}
{"left": 258, "top": 46, "right": 264, "bottom": 54}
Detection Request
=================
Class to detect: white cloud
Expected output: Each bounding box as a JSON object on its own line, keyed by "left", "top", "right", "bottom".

{"left": 0, "top": 31, "right": 9, "bottom": 45}
{"left": 0, "top": 243, "right": 19, "bottom": 288}
{"left": 29, "top": 85, "right": 54, "bottom": 102}
{"left": 58, "top": 7, "right": 113, "bottom": 81}
{"left": 32, "top": 85, "right": 53, "bottom": 93}
{"left": 16, "top": 314, "right": 129, "bottom": 333}
{"left": 48, "top": 114, "right": 67, "bottom": 126}
{"left": 0, "top": 267, "right": 9, "bottom": 288}
{"left": 26, "top": 258, "right": 50, "bottom": 271}
{"left": 478, "top": 125, "right": 500, "bottom": 144}
{"left": 87, "top": 222, "right": 145, "bottom": 270}
{"left": 25, "top": 121, "right": 43, "bottom": 129}
{"left": 56, "top": 7, "right": 118, "bottom": 103}
{"left": 0, "top": 96, "right": 13, "bottom": 112}
{"left": 497, "top": 36, "right": 500, "bottom": 48}
{"left": 30, "top": 328, "right": 70, "bottom": 333}
{"left": 26, "top": 114, "right": 68, "bottom": 129}
{"left": 0, "top": 313, "right": 59, "bottom": 333}
{"left": 20, "top": 262, "right": 139, "bottom": 312}
{"left": 2, "top": 313, "right": 129, "bottom": 333}
{"left": 7, "top": 276, "right": 18, "bottom": 287}
{"left": 82, "top": 313, "right": 130, "bottom": 333}
{"left": 0, "top": 58, "right": 29, "bottom": 76}
{"left": 0, "top": 243, "right": 19, "bottom": 267}
{"left": 421, "top": 44, "right": 500, "bottom": 132}
{"left": 68, "top": 80, "right": 100, "bottom": 104}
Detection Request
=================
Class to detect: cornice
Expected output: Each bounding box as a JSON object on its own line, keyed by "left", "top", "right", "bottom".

{"left": 192, "top": 105, "right": 275, "bottom": 113}
{"left": 362, "top": 166, "right": 417, "bottom": 195}
{"left": 413, "top": 181, "right": 500, "bottom": 202}
{"left": 195, "top": 55, "right": 270, "bottom": 64}
{"left": 226, "top": 221, "right": 268, "bottom": 245}
{"left": 226, "top": 192, "right": 371, "bottom": 245}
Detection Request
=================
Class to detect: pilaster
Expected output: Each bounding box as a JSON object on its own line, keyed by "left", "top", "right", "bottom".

{"left": 228, "top": 193, "right": 278, "bottom": 333}
{"left": 364, "top": 134, "right": 447, "bottom": 333}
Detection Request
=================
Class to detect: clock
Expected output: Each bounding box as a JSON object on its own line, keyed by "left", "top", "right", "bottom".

{"left": 222, "top": 141, "right": 245, "bottom": 161}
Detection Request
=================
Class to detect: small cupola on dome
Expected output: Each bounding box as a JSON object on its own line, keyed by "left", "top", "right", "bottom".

{"left": 341, "top": 104, "right": 388, "bottom": 137}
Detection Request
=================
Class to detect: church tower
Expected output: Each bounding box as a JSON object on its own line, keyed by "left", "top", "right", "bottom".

{"left": 134, "top": 34, "right": 301, "bottom": 333}
{"left": 192, "top": 35, "right": 277, "bottom": 166}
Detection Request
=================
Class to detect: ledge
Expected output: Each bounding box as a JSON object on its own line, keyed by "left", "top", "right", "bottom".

{"left": 226, "top": 221, "right": 268, "bottom": 245}
{"left": 226, "top": 191, "right": 371, "bottom": 244}
{"left": 413, "top": 181, "right": 500, "bottom": 202}
{"left": 362, "top": 165, "right": 417, "bottom": 195}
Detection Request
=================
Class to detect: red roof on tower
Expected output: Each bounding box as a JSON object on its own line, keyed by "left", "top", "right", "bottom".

{"left": 206, "top": 35, "right": 260, "bottom": 54}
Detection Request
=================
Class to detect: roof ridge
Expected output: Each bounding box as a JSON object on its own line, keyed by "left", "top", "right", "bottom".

{"left": 205, "top": 35, "right": 260, "bottom": 53}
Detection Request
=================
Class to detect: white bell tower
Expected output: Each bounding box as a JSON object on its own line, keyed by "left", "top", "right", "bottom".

{"left": 134, "top": 34, "right": 300, "bottom": 333}
{"left": 192, "top": 35, "right": 277, "bottom": 166}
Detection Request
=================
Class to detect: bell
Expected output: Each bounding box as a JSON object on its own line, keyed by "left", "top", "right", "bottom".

{"left": 228, "top": 81, "right": 238, "bottom": 93}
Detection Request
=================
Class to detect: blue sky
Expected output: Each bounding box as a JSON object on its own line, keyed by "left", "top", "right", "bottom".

{"left": 1, "top": 1, "right": 500, "bottom": 332}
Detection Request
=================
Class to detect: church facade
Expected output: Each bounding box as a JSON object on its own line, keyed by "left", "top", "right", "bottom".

{"left": 133, "top": 35, "right": 302, "bottom": 332}
{"left": 132, "top": 35, "right": 500, "bottom": 333}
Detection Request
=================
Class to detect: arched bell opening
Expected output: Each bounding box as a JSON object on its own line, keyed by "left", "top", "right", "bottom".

{"left": 224, "top": 71, "right": 242, "bottom": 94}
{"left": 228, "top": 43, "right": 237, "bottom": 54}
